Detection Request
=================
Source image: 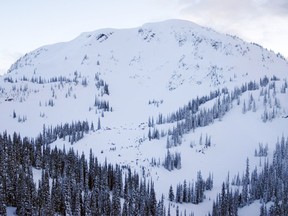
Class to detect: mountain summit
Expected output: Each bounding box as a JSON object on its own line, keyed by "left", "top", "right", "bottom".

{"left": 7, "top": 19, "right": 287, "bottom": 84}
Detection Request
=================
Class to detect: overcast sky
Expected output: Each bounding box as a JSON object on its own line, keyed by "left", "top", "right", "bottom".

{"left": 1, "top": 0, "right": 288, "bottom": 75}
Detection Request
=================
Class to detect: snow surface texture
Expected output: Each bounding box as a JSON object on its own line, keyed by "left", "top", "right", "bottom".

{"left": 1, "top": 19, "right": 288, "bottom": 215}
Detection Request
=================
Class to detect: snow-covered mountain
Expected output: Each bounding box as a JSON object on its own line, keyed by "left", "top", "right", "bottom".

{"left": 1, "top": 19, "right": 288, "bottom": 215}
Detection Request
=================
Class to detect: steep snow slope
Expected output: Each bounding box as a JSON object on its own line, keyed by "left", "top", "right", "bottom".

{"left": 2, "top": 20, "right": 287, "bottom": 133}
{"left": 1, "top": 19, "right": 288, "bottom": 215}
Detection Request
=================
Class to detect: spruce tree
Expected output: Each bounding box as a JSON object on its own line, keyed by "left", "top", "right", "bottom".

{"left": 112, "top": 185, "right": 121, "bottom": 216}
{"left": 149, "top": 182, "right": 157, "bottom": 216}
{"left": 122, "top": 200, "right": 128, "bottom": 216}
{"left": 0, "top": 175, "right": 7, "bottom": 216}
{"left": 97, "top": 118, "right": 101, "bottom": 130}
{"left": 169, "top": 185, "right": 175, "bottom": 201}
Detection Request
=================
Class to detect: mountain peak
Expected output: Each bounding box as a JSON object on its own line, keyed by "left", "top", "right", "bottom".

{"left": 6, "top": 19, "right": 287, "bottom": 89}
{"left": 141, "top": 19, "right": 202, "bottom": 28}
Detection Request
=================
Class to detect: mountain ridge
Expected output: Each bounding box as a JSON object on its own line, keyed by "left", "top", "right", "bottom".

{"left": 7, "top": 19, "right": 287, "bottom": 79}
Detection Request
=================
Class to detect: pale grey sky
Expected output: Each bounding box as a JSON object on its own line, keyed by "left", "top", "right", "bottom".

{"left": 1, "top": 0, "right": 287, "bottom": 75}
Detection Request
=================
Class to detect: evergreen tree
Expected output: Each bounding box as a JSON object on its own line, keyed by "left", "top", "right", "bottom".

{"left": 156, "top": 195, "right": 165, "bottom": 216}
{"left": 149, "top": 182, "right": 157, "bottom": 216}
{"left": 63, "top": 177, "right": 72, "bottom": 216}
{"left": 0, "top": 175, "right": 7, "bottom": 216}
{"left": 183, "top": 180, "right": 188, "bottom": 203}
{"left": 34, "top": 136, "right": 43, "bottom": 169}
{"left": 16, "top": 168, "right": 35, "bottom": 215}
{"left": 51, "top": 177, "right": 65, "bottom": 214}
{"left": 195, "top": 171, "right": 204, "bottom": 204}
{"left": 242, "top": 100, "right": 246, "bottom": 114}
{"left": 112, "top": 185, "right": 121, "bottom": 216}
{"left": 91, "top": 122, "right": 95, "bottom": 132}
{"left": 97, "top": 117, "right": 101, "bottom": 130}
{"left": 241, "top": 158, "right": 250, "bottom": 206}
{"left": 169, "top": 185, "right": 175, "bottom": 201}
{"left": 82, "top": 190, "right": 91, "bottom": 216}
{"left": 122, "top": 200, "right": 128, "bottom": 216}
{"left": 38, "top": 169, "right": 50, "bottom": 210}
{"left": 90, "top": 186, "right": 100, "bottom": 215}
